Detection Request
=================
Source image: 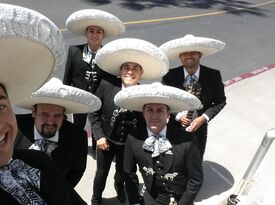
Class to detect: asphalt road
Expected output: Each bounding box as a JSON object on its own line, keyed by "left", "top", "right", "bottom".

{"left": 2, "top": 0, "right": 275, "bottom": 81}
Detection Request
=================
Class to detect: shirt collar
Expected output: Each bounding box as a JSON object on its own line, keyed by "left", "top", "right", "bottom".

{"left": 33, "top": 126, "right": 59, "bottom": 142}
{"left": 183, "top": 65, "right": 200, "bottom": 79}
{"left": 88, "top": 45, "right": 101, "bottom": 54}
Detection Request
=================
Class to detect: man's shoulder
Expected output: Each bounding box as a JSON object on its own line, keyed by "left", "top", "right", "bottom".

{"left": 200, "top": 64, "right": 221, "bottom": 74}
{"left": 162, "top": 65, "right": 183, "bottom": 83}
{"left": 60, "top": 120, "right": 87, "bottom": 137}
{"left": 100, "top": 76, "right": 121, "bottom": 88}
{"left": 165, "top": 65, "right": 182, "bottom": 75}
{"left": 167, "top": 125, "right": 195, "bottom": 143}
{"left": 68, "top": 44, "right": 86, "bottom": 52}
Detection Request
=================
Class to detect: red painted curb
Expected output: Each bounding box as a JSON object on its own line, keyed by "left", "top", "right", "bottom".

{"left": 224, "top": 63, "right": 275, "bottom": 87}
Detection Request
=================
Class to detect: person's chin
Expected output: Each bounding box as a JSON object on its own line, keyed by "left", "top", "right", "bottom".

{"left": 149, "top": 126, "right": 159, "bottom": 133}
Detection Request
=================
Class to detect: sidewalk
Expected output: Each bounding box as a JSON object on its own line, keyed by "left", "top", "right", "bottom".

{"left": 75, "top": 64, "right": 275, "bottom": 205}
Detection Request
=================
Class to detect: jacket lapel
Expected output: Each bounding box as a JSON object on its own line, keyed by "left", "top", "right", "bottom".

{"left": 141, "top": 129, "right": 154, "bottom": 166}
{"left": 163, "top": 127, "right": 174, "bottom": 172}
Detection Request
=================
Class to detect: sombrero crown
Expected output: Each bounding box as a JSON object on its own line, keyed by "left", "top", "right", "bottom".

{"left": 160, "top": 34, "right": 225, "bottom": 60}
{"left": 114, "top": 82, "right": 202, "bottom": 113}
{"left": 15, "top": 78, "right": 102, "bottom": 114}
{"left": 0, "top": 3, "right": 65, "bottom": 104}
{"left": 66, "top": 9, "right": 125, "bottom": 37}
{"left": 95, "top": 38, "right": 169, "bottom": 80}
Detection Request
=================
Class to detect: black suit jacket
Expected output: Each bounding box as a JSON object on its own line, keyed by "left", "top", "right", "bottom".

{"left": 16, "top": 114, "right": 88, "bottom": 187}
{"left": 124, "top": 125, "right": 203, "bottom": 205}
{"left": 63, "top": 44, "right": 113, "bottom": 94}
{"left": 88, "top": 78, "right": 145, "bottom": 142}
{"left": 162, "top": 64, "right": 226, "bottom": 121}
{"left": 0, "top": 150, "right": 87, "bottom": 205}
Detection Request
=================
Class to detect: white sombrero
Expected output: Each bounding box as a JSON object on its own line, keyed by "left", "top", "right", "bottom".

{"left": 15, "top": 78, "right": 102, "bottom": 114}
{"left": 0, "top": 3, "right": 65, "bottom": 104}
{"left": 66, "top": 9, "right": 125, "bottom": 37}
{"left": 114, "top": 82, "right": 202, "bottom": 113}
{"left": 160, "top": 34, "right": 225, "bottom": 60}
{"left": 95, "top": 38, "right": 169, "bottom": 80}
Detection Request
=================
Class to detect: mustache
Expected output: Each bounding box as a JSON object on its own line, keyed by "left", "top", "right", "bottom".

{"left": 42, "top": 124, "right": 57, "bottom": 129}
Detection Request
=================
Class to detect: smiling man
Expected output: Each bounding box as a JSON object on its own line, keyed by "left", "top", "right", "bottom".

{"left": 161, "top": 34, "right": 227, "bottom": 159}
{"left": 63, "top": 9, "right": 125, "bottom": 152}
{"left": 15, "top": 78, "right": 101, "bottom": 187}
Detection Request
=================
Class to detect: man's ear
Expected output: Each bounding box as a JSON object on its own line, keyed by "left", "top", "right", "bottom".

{"left": 199, "top": 52, "right": 203, "bottom": 58}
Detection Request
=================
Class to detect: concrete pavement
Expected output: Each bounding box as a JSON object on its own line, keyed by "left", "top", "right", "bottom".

{"left": 75, "top": 64, "right": 275, "bottom": 205}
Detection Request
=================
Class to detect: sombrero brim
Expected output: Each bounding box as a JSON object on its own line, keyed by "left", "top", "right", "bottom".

{"left": 160, "top": 35, "right": 225, "bottom": 60}
{"left": 15, "top": 78, "right": 102, "bottom": 114}
{"left": 114, "top": 83, "right": 202, "bottom": 113}
{"left": 66, "top": 9, "right": 125, "bottom": 37}
{"left": 15, "top": 97, "right": 101, "bottom": 114}
{"left": 0, "top": 4, "right": 65, "bottom": 104}
{"left": 95, "top": 38, "right": 169, "bottom": 80}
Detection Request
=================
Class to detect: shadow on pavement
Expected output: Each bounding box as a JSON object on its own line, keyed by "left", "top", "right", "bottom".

{"left": 196, "top": 160, "right": 234, "bottom": 202}
{"left": 101, "top": 196, "right": 124, "bottom": 205}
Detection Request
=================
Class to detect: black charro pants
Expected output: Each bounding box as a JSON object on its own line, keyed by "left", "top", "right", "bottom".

{"left": 92, "top": 141, "right": 124, "bottom": 203}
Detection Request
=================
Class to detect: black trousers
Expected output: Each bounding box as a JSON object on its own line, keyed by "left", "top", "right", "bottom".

{"left": 195, "top": 123, "right": 208, "bottom": 159}
{"left": 92, "top": 142, "right": 124, "bottom": 203}
{"left": 73, "top": 113, "right": 96, "bottom": 148}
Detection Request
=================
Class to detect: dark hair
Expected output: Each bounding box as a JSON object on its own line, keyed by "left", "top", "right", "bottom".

{"left": 0, "top": 83, "right": 8, "bottom": 97}
{"left": 143, "top": 103, "right": 170, "bottom": 111}
{"left": 33, "top": 103, "right": 66, "bottom": 113}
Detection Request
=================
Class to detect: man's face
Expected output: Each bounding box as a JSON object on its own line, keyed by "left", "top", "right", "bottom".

{"left": 32, "top": 103, "right": 64, "bottom": 139}
{"left": 0, "top": 85, "right": 18, "bottom": 167}
{"left": 120, "top": 62, "right": 144, "bottom": 87}
{"left": 180, "top": 51, "right": 202, "bottom": 72}
{"left": 143, "top": 103, "right": 170, "bottom": 134}
{"left": 85, "top": 25, "right": 105, "bottom": 50}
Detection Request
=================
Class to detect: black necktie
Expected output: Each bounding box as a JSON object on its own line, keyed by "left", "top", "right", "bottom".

{"left": 90, "top": 52, "right": 96, "bottom": 68}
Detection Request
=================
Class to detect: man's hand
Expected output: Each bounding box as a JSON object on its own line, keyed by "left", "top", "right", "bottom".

{"left": 179, "top": 115, "right": 192, "bottom": 127}
{"left": 186, "top": 115, "right": 206, "bottom": 132}
{"left": 97, "top": 137, "right": 109, "bottom": 151}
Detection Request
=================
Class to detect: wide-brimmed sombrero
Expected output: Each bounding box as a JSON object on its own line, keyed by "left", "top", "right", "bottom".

{"left": 95, "top": 38, "right": 169, "bottom": 80}
{"left": 160, "top": 34, "right": 225, "bottom": 60}
{"left": 0, "top": 3, "right": 65, "bottom": 104}
{"left": 114, "top": 82, "right": 202, "bottom": 113}
{"left": 15, "top": 78, "right": 102, "bottom": 114}
{"left": 66, "top": 9, "right": 125, "bottom": 37}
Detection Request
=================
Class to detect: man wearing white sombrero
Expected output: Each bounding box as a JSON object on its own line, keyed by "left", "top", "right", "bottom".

{"left": 15, "top": 77, "right": 101, "bottom": 188}
{"left": 88, "top": 38, "right": 169, "bottom": 205}
{"left": 114, "top": 82, "right": 203, "bottom": 205}
{"left": 160, "top": 34, "right": 227, "bottom": 158}
{"left": 63, "top": 9, "right": 125, "bottom": 147}
{"left": 0, "top": 3, "right": 87, "bottom": 205}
